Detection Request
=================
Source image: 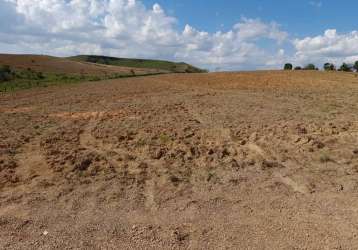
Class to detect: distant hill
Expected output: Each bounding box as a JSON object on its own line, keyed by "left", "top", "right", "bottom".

{"left": 0, "top": 54, "right": 165, "bottom": 76}
{"left": 68, "top": 55, "right": 207, "bottom": 73}
{"left": 0, "top": 54, "right": 168, "bottom": 92}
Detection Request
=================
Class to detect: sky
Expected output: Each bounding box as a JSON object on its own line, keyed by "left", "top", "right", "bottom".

{"left": 1, "top": 0, "right": 358, "bottom": 71}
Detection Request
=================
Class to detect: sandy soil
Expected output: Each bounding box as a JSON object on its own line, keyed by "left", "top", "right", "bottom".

{"left": 1, "top": 71, "right": 358, "bottom": 249}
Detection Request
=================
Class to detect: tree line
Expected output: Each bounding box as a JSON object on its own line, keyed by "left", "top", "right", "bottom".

{"left": 284, "top": 61, "right": 358, "bottom": 72}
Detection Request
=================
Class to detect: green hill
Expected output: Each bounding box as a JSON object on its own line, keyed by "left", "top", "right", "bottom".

{"left": 68, "top": 55, "right": 207, "bottom": 73}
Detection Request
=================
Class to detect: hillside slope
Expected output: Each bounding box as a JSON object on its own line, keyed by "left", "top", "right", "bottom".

{"left": 69, "top": 55, "right": 207, "bottom": 73}
{"left": 0, "top": 54, "right": 166, "bottom": 76}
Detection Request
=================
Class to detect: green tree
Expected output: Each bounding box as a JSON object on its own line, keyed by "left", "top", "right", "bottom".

{"left": 284, "top": 63, "right": 293, "bottom": 70}
{"left": 323, "top": 63, "right": 335, "bottom": 71}
{"left": 354, "top": 61, "right": 358, "bottom": 72}
{"left": 339, "top": 63, "right": 352, "bottom": 72}
{"left": 304, "top": 64, "right": 317, "bottom": 70}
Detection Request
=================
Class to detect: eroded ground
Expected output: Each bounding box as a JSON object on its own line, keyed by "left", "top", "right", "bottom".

{"left": 1, "top": 71, "right": 358, "bottom": 249}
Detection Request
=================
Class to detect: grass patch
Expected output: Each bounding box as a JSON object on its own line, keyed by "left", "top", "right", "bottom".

{"left": 319, "top": 153, "right": 332, "bottom": 163}
{"left": 159, "top": 133, "right": 171, "bottom": 144}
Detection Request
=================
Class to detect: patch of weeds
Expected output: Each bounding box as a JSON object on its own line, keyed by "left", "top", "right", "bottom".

{"left": 136, "top": 138, "right": 147, "bottom": 147}
{"left": 89, "top": 76, "right": 101, "bottom": 81}
{"left": 320, "top": 153, "right": 332, "bottom": 163}
{"left": 207, "top": 172, "right": 219, "bottom": 183}
{"left": 159, "top": 133, "right": 171, "bottom": 144}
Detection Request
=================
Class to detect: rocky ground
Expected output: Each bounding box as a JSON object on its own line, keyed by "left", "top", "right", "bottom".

{"left": 1, "top": 71, "right": 358, "bottom": 249}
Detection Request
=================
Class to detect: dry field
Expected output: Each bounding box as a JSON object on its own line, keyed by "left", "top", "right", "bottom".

{"left": 1, "top": 70, "right": 358, "bottom": 249}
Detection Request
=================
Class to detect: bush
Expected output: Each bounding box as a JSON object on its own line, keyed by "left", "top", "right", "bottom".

{"left": 294, "top": 66, "right": 302, "bottom": 70}
{"left": 323, "top": 63, "right": 335, "bottom": 71}
{"left": 0, "top": 65, "right": 13, "bottom": 82}
{"left": 284, "top": 63, "right": 293, "bottom": 70}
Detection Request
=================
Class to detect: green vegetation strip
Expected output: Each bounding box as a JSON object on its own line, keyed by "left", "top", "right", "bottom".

{"left": 69, "top": 55, "right": 207, "bottom": 73}
{"left": 0, "top": 65, "right": 164, "bottom": 92}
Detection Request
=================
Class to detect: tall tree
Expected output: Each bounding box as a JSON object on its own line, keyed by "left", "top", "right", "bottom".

{"left": 323, "top": 63, "right": 335, "bottom": 71}
{"left": 340, "top": 63, "right": 352, "bottom": 72}
{"left": 354, "top": 61, "right": 358, "bottom": 72}
{"left": 284, "top": 63, "right": 293, "bottom": 70}
{"left": 304, "top": 64, "right": 317, "bottom": 70}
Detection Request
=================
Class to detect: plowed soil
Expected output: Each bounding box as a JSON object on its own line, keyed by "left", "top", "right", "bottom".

{"left": 1, "top": 71, "right": 358, "bottom": 249}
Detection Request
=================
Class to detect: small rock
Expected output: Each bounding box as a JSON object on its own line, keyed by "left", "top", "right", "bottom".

{"left": 261, "top": 160, "right": 285, "bottom": 170}
{"left": 313, "top": 140, "right": 325, "bottom": 149}
{"left": 75, "top": 158, "right": 92, "bottom": 171}
{"left": 240, "top": 140, "right": 247, "bottom": 146}
{"left": 150, "top": 148, "right": 165, "bottom": 160}
{"left": 231, "top": 159, "right": 242, "bottom": 169}
{"left": 43, "top": 230, "right": 48, "bottom": 236}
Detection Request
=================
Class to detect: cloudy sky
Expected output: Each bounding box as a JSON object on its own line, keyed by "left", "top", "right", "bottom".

{"left": 1, "top": 0, "right": 358, "bottom": 71}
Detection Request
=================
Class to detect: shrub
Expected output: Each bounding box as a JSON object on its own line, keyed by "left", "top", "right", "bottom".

{"left": 294, "top": 66, "right": 302, "bottom": 70}
{"left": 284, "top": 63, "right": 293, "bottom": 70}
{"left": 36, "top": 71, "right": 45, "bottom": 79}
{"left": 0, "top": 65, "right": 13, "bottom": 82}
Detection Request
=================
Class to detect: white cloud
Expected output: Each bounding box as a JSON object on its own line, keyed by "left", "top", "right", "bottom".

{"left": 3, "top": 0, "right": 357, "bottom": 70}
{"left": 0, "top": 0, "right": 291, "bottom": 70}
{"left": 293, "top": 29, "right": 358, "bottom": 66}
{"left": 234, "top": 17, "right": 287, "bottom": 43}
{"left": 309, "top": 1, "right": 323, "bottom": 8}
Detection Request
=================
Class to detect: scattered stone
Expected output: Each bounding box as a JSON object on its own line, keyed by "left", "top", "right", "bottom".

{"left": 75, "top": 158, "right": 92, "bottom": 171}
{"left": 297, "top": 126, "right": 307, "bottom": 134}
{"left": 230, "top": 159, "right": 242, "bottom": 169}
{"left": 261, "top": 160, "right": 285, "bottom": 170}
{"left": 240, "top": 140, "right": 247, "bottom": 146}
{"left": 150, "top": 147, "right": 165, "bottom": 160}
{"left": 313, "top": 140, "right": 325, "bottom": 149}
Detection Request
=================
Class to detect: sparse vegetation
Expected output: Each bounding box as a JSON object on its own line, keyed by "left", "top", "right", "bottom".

{"left": 159, "top": 133, "right": 171, "bottom": 144}
{"left": 0, "top": 66, "right": 164, "bottom": 92}
{"left": 320, "top": 153, "right": 331, "bottom": 163}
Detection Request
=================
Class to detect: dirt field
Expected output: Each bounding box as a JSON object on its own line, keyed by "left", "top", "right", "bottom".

{"left": 1, "top": 70, "right": 358, "bottom": 249}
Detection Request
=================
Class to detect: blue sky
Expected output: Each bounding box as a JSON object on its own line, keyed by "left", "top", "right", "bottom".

{"left": 1, "top": 0, "right": 358, "bottom": 70}
{"left": 144, "top": 0, "right": 358, "bottom": 36}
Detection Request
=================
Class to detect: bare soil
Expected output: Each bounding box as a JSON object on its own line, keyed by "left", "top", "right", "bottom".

{"left": 1, "top": 71, "right": 358, "bottom": 249}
